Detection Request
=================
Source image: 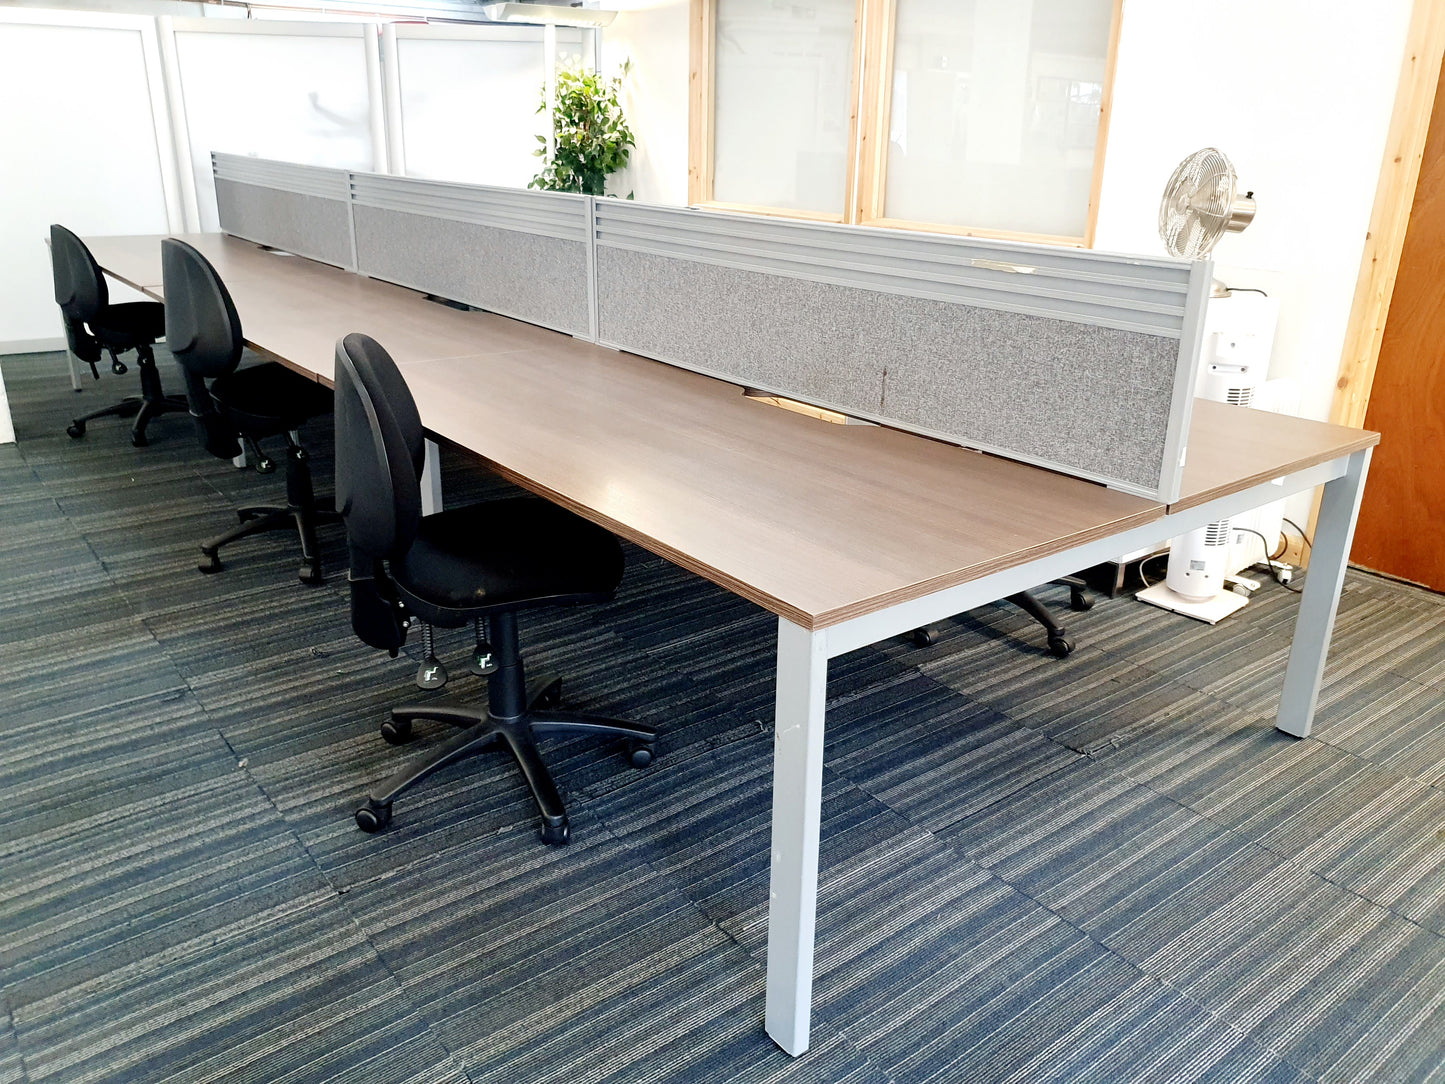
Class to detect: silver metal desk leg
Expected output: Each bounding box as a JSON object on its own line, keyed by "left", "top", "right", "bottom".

{"left": 66, "top": 347, "right": 84, "bottom": 392}
{"left": 765, "top": 616, "right": 828, "bottom": 1056}
{"left": 1277, "top": 447, "right": 1373, "bottom": 737}
{"left": 421, "top": 439, "right": 443, "bottom": 515}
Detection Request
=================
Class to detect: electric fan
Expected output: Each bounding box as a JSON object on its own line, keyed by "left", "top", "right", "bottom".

{"left": 1157, "top": 147, "right": 1255, "bottom": 261}
{"left": 1137, "top": 148, "right": 1275, "bottom": 624}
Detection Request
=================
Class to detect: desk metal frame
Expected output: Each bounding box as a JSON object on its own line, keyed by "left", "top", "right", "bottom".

{"left": 764, "top": 448, "right": 1371, "bottom": 1053}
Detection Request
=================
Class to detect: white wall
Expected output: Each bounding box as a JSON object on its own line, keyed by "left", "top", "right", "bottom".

{"left": 1094, "top": 0, "right": 1412, "bottom": 425}
{"left": 392, "top": 25, "right": 585, "bottom": 189}
{"left": 611, "top": 0, "right": 1414, "bottom": 423}
{"left": 172, "top": 23, "right": 379, "bottom": 230}
{"left": 1095, "top": 0, "right": 1412, "bottom": 524}
{"left": 0, "top": 14, "right": 176, "bottom": 350}
{"left": 600, "top": 0, "right": 690, "bottom": 205}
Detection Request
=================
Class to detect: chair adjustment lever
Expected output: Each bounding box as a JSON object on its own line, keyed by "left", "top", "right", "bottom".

{"left": 470, "top": 617, "right": 499, "bottom": 677}
{"left": 415, "top": 622, "right": 448, "bottom": 690}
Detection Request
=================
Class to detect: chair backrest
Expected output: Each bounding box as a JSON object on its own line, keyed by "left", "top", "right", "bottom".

{"left": 333, "top": 333, "right": 426, "bottom": 561}
{"left": 49, "top": 224, "right": 108, "bottom": 334}
{"left": 161, "top": 239, "right": 245, "bottom": 460}
{"left": 160, "top": 239, "right": 244, "bottom": 379}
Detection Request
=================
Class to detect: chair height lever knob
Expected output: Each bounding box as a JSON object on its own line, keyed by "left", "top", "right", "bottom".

{"left": 414, "top": 622, "right": 448, "bottom": 689}
{"left": 470, "top": 618, "right": 499, "bottom": 676}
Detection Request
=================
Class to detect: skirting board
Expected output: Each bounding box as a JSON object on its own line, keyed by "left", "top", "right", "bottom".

{"left": 0, "top": 337, "right": 67, "bottom": 355}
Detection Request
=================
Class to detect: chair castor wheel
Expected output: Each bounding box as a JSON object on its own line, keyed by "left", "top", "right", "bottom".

{"left": 355, "top": 801, "right": 392, "bottom": 832}
{"left": 66, "top": 422, "right": 85, "bottom": 439}
{"left": 198, "top": 550, "right": 222, "bottom": 574}
{"left": 380, "top": 717, "right": 413, "bottom": 745}
{"left": 628, "top": 741, "right": 655, "bottom": 768}
{"left": 1047, "top": 633, "right": 1074, "bottom": 658}
{"left": 299, "top": 563, "right": 323, "bottom": 586}
{"left": 911, "top": 627, "right": 936, "bottom": 647}
{"left": 1069, "top": 591, "right": 1094, "bottom": 612}
{"left": 534, "top": 680, "right": 562, "bottom": 709}
{"left": 539, "top": 819, "right": 570, "bottom": 845}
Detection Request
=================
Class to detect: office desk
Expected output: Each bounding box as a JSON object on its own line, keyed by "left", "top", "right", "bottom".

{"left": 86, "top": 232, "right": 1379, "bottom": 1057}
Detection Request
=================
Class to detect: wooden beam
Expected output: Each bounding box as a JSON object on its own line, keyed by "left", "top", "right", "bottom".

{"left": 1300, "top": 0, "right": 1445, "bottom": 566}
{"left": 696, "top": 201, "right": 844, "bottom": 223}
{"left": 1083, "top": 0, "right": 1124, "bottom": 249}
{"left": 687, "top": 0, "right": 714, "bottom": 206}
{"left": 1330, "top": 0, "right": 1445, "bottom": 429}
{"left": 849, "top": 0, "right": 895, "bottom": 225}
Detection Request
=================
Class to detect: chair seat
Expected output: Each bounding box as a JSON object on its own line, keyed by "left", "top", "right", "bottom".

{"left": 394, "top": 498, "right": 624, "bottom": 623}
{"left": 91, "top": 301, "right": 165, "bottom": 349}
{"left": 211, "top": 361, "right": 333, "bottom": 437}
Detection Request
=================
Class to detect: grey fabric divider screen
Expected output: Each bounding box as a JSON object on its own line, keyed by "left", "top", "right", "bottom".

{"left": 208, "top": 155, "right": 1208, "bottom": 501}
{"left": 211, "top": 153, "right": 355, "bottom": 270}
{"left": 593, "top": 202, "right": 1209, "bottom": 502}
{"left": 348, "top": 173, "right": 592, "bottom": 338}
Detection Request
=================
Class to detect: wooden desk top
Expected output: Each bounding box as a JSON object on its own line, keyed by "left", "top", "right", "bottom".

{"left": 85, "top": 232, "right": 1380, "bottom": 629}
{"left": 1173, "top": 399, "right": 1380, "bottom": 513}
{"left": 405, "top": 347, "right": 1159, "bottom": 628}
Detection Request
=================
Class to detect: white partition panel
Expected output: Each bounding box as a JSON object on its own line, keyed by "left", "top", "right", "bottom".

{"left": 169, "top": 20, "right": 380, "bottom": 231}
{"left": 712, "top": 0, "right": 857, "bottom": 215}
{"left": 0, "top": 10, "right": 179, "bottom": 355}
{"left": 392, "top": 24, "right": 584, "bottom": 190}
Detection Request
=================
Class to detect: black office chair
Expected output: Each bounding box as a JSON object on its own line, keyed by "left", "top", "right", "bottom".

{"left": 49, "top": 224, "right": 187, "bottom": 445}
{"left": 911, "top": 576, "right": 1093, "bottom": 657}
{"left": 161, "top": 238, "right": 339, "bottom": 583}
{"left": 335, "top": 332, "right": 656, "bottom": 843}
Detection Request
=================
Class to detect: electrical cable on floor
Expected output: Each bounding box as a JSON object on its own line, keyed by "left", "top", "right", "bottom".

{"left": 1283, "top": 516, "right": 1314, "bottom": 556}
{"left": 1138, "top": 552, "right": 1168, "bottom": 589}
{"left": 1237, "top": 527, "right": 1303, "bottom": 594}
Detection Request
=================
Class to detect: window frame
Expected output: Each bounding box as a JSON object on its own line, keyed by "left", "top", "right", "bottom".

{"left": 688, "top": 0, "right": 1124, "bottom": 247}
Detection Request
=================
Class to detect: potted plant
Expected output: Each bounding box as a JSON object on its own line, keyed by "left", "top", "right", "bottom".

{"left": 530, "top": 62, "right": 635, "bottom": 197}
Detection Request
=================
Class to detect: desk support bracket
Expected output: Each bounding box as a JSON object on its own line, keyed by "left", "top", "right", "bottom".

{"left": 766, "top": 617, "right": 829, "bottom": 1056}
{"left": 1277, "top": 447, "right": 1372, "bottom": 737}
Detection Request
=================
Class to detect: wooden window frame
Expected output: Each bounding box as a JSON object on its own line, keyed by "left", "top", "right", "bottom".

{"left": 689, "top": 0, "right": 1124, "bottom": 247}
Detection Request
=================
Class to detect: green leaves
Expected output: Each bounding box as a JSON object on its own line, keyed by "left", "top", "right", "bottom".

{"left": 529, "top": 62, "right": 635, "bottom": 197}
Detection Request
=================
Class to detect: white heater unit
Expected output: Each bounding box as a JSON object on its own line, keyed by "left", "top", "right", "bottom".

{"left": 1140, "top": 291, "right": 1280, "bottom": 622}
{"left": 1225, "top": 376, "right": 1300, "bottom": 577}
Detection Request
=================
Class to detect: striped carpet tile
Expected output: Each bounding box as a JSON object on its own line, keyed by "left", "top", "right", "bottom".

{"left": 335, "top": 811, "right": 886, "bottom": 1084}
{"left": 940, "top": 755, "right": 1445, "bottom": 1081}
{"left": 588, "top": 740, "right": 1313, "bottom": 1084}
{"left": 1311, "top": 673, "right": 1445, "bottom": 790}
{"left": 0, "top": 996, "right": 20, "bottom": 1084}
{"left": 6, "top": 347, "right": 1445, "bottom": 1083}
{"left": 820, "top": 671, "right": 1081, "bottom": 829}
{"left": 0, "top": 614, "right": 187, "bottom": 733}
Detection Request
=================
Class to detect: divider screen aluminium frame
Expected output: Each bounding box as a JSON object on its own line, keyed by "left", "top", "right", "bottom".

{"left": 211, "top": 154, "right": 1208, "bottom": 502}
{"left": 348, "top": 171, "right": 593, "bottom": 338}
{"left": 212, "top": 153, "right": 355, "bottom": 270}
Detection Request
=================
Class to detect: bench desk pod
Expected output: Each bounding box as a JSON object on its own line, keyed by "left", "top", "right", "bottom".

{"left": 85, "top": 231, "right": 1379, "bottom": 1057}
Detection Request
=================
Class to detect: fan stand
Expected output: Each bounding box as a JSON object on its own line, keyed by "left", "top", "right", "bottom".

{"left": 1136, "top": 581, "right": 1249, "bottom": 624}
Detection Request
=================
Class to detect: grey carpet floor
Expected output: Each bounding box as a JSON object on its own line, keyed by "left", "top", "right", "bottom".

{"left": 1, "top": 348, "right": 1443, "bottom": 1084}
